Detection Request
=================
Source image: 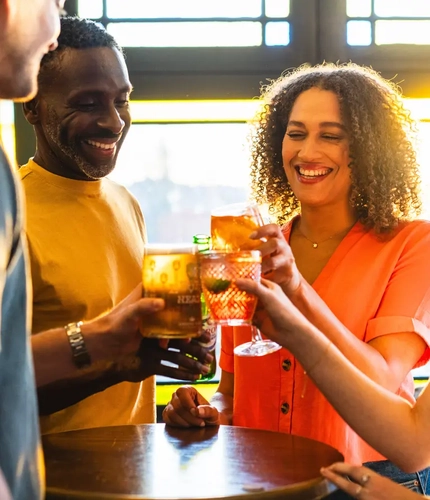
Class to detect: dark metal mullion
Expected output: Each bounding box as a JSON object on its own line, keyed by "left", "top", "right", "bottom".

{"left": 370, "top": 0, "right": 376, "bottom": 45}
{"left": 101, "top": 0, "right": 108, "bottom": 27}
{"left": 261, "top": 0, "right": 266, "bottom": 46}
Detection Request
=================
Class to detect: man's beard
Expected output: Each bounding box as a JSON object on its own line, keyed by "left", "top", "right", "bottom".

{"left": 44, "top": 107, "right": 116, "bottom": 180}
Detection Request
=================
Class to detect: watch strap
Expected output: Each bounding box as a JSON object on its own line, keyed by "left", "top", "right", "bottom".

{"left": 65, "top": 321, "right": 91, "bottom": 369}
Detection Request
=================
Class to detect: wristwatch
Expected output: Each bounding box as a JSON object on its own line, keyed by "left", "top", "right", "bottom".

{"left": 64, "top": 321, "right": 92, "bottom": 369}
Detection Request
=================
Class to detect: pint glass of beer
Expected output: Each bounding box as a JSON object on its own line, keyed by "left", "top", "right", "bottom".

{"left": 141, "top": 244, "right": 203, "bottom": 338}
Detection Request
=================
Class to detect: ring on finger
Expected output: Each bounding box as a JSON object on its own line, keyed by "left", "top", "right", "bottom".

{"left": 360, "top": 474, "right": 370, "bottom": 485}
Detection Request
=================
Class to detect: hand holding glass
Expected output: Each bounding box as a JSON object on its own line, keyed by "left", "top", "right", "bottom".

{"left": 211, "top": 202, "right": 264, "bottom": 251}
{"left": 141, "top": 244, "right": 202, "bottom": 338}
{"left": 210, "top": 202, "right": 281, "bottom": 357}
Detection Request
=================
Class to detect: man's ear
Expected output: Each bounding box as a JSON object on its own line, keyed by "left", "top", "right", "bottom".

{"left": 23, "top": 98, "right": 41, "bottom": 125}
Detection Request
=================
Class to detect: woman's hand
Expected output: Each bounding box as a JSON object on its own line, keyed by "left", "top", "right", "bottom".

{"left": 236, "top": 277, "right": 309, "bottom": 345}
{"left": 321, "top": 463, "right": 423, "bottom": 500}
{"left": 163, "top": 386, "right": 220, "bottom": 428}
{"left": 250, "top": 224, "right": 301, "bottom": 295}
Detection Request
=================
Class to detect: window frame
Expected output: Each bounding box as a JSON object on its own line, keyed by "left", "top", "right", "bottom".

{"left": 67, "top": 0, "right": 319, "bottom": 100}
{"left": 318, "top": 0, "right": 430, "bottom": 97}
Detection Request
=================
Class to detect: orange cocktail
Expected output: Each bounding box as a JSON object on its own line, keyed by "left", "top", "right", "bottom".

{"left": 199, "top": 250, "right": 261, "bottom": 326}
{"left": 210, "top": 202, "right": 263, "bottom": 251}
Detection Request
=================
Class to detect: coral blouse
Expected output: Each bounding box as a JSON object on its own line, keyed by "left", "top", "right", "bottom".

{"left": 220, "top": 219, "right": 430, "bottom": 464}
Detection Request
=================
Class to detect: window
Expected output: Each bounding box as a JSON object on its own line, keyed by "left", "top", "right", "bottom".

{"left": 111, "top": 99, "right": 430, "bottom": 243}
{"left": 347, "top": 0, "right": 430, "bottom": 46}
{"left": 78, "top": 0, "right": 291, "bottom": 47}
{"left": 405, "top": 98, "right": 430, "bottom": 222}
{"left": 109, "top": 100, "right": 259, "bottom": 243}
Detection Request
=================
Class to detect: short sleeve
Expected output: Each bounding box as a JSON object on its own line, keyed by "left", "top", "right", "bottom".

{"left": 365, "top": 222, "right": 430, "bottom": 366}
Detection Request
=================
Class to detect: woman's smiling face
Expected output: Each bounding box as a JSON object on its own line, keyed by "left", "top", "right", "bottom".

{"left": 282, "top": 87, "right": 352, "bottom": 209}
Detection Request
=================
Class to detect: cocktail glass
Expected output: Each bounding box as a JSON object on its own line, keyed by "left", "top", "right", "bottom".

{"left": 200, "top": 250, "right": 261, "bottom": 326}
{"left": 210, "top": 202, "right": 281, "bottom": 357}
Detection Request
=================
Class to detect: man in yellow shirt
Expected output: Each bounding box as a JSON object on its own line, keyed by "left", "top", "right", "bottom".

{"left": 20, "top": 16, "right": 210, "bottom": 434}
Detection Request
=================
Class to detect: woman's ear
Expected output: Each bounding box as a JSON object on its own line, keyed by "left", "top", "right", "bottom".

{"left": 22, "top": 98, "right": 40, "bottom": 125}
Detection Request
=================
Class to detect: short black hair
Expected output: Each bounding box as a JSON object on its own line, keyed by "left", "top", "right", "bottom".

{"left": 38, "top": 16, "right": 123, "bottom": 91}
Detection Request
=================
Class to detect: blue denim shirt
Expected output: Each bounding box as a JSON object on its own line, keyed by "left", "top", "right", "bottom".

{"left": 0, "top": 148, "right": 43, "bottom": 499}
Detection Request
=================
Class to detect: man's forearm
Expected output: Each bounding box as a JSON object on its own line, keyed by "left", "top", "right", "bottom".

{"left": 32, "top": 317, "right": 117, "bottom": 413}
{"left": 32, "top": 319, "right": 110, "bottom": 385}
{"left": 37, "top": 369, "right": 121, "bottom": 415}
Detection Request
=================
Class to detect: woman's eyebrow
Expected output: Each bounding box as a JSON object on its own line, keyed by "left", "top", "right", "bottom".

{"left": 320, "top": 121, "right": 347, "bottom": 131}
{"left": 287, "top": 120, "right": 347, "bottom": 132}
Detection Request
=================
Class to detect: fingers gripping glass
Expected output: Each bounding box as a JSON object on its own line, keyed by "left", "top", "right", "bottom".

{"left": 209, "top": 202, "right": 281, "bottom": 357}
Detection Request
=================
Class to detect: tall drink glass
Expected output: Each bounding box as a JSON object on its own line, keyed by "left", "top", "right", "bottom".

{"left": 210, "top": 202, "right": 281, "bottom": 357}
{"left": 141, "top": 243, "right": 202, "bottom": 338}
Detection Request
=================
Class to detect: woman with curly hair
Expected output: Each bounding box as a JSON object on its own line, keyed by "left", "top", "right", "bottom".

{"left": 163, "top": 63, "right": 430, "bottom": 497}
{"left": 249, "top": 63, "right": 421, "bottom": 231}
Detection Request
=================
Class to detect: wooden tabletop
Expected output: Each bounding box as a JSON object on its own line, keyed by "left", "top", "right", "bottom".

{"left": 43, "top": 424, "right": 342, "bottom": 500}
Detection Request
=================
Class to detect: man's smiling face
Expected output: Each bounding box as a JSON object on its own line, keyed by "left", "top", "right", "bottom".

{"left": 36, "top": 46, "right": 132, "bottom": 180}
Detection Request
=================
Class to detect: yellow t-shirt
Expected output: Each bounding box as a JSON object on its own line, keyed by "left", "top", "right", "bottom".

{"left": 19, "top": 159, "right": 155, "bottom": 434}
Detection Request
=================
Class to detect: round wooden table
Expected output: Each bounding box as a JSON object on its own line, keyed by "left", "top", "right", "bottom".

{"left": 43, "top": 424, "right": 342, "bottom": 500}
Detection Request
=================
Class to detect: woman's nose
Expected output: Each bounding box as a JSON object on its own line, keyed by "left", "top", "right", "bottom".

{"left": 297, "top": 138, "right": 322, "bottom": 161}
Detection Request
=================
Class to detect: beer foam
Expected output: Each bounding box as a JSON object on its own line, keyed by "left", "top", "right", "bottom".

{"left": 144, "top": 243, "right": 197, "bottom": 255}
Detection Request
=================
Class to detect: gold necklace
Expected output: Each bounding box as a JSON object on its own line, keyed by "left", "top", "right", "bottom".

{"left": 296, "top": 223, "right": 355, "bottom": 249}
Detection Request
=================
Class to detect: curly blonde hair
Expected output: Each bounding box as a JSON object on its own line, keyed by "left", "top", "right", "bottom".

{"left": 249, "top": 62, "right": 422, "bottom": 233}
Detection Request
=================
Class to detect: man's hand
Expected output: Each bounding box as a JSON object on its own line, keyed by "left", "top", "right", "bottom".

{"left": 163, "top": 385, "right": 220, "bottom": 427}
{"left": 86, "top": 284, "right": 167, "bottom": 362}
{"left": 35, "top": 284, "right": 214, "bottom": 414}
{"left": 116, "top": 336, "right": 213, "bottom": 383}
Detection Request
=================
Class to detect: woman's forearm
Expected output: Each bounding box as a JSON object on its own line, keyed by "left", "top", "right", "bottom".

{"left": 211, "top": 371, "right": 234, "bottom": 425}
{"left": 287, "top": 278, "right": 425, "bottom": 392}
{"left": 286, "top": 324, "right": 429, "bottom": 472}
{"left": 210, "top": 391, "right": 233, "bottom": 425}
